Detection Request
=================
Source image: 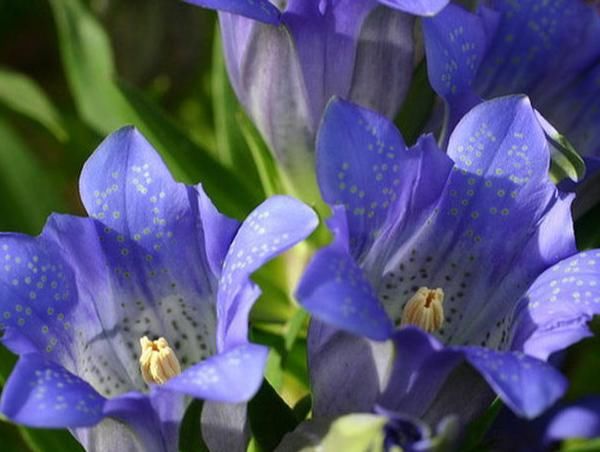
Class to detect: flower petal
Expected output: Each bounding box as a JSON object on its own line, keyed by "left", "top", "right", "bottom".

{"left": 297, "top": 209, "right": 393, "bottom": 341}
{"left": 162, "top": 343, "right": 268, "bottom": 403}
{"left": 0, "top": 217, "right": 138, "bottom": 397}
{"left": 307, "top": 320, "right": 394, "bottom": 417}
{"left": 316, "top": 98, "right": 452, "bottom": 259}
{"left": 184, "top": 0, "right": 281, "bottom": 25}
{"left": 374, "top": 97, "right": 574, "bottom": 347}
{"left": 79, "top": 126, "right": 227, "bottom": 380}
{"left": 197, "top": 184, "right": 240, "bottom": 278}
{"left": 217, "top": 195, "right": 317, "bottom": 351}
{"left": 476, "top": 0, "right": 600, "bottom": 98}
{"left": 381, "top": 328, "right": 465, "bottom": 417}
{"left": 545, "top": 397, "right": 600, "bottom": 442}
{"left": 377, "top": 0, "right": 449, "bottom": 16}
{"left": 348, "top": 7, "right": 415, "bottom": 119}
{"left": 0, "top": 228, "right": 80, "bottom": 359}
{"left": 201, "top": 402, "right": 250, "bottom": 452}
{"left": 458, "top": 346, "right": 567, "bottom": 419}
{"left": 512, "top": 251, "right": 600, "bottom": 360}
{"left": 0, "top": 353, "right": 106, "bottom": 427}
{"left": 283, "top": 0, "right": 380, "bottom": 126}
{"left": 284, "top": 1, "right": 414, "bottom": 125}
{"left": 422, "top": 4, "right": 491, "bottom": 133}
{"left": 384, "top": 329, "right": 567, "bottom": 420}
{"left": 75, "top": 391, "right": 181, "bottom": 452}
{"left": 540, "top": 61, "right": 600, "bottom": 160}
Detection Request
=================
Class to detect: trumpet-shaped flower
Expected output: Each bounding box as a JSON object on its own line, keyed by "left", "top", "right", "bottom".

{"left": 184, "top": 0, "right": 449, "bottom": 195}
{"left": 297, "top": 97, "right": 600, "bottom": 425}
{"left": 423, "top": 1, "right": 600, "bottom": 161}
{"left": 0, "top": 127, "right": 318, "bottom": 451}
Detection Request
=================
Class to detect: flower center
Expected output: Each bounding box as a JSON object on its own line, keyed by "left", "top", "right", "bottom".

{"left": 400, "top": 287, "right": 445, "bottom": 333}
{"left": 139, "top": 336, "right": 182, "bottom": 384}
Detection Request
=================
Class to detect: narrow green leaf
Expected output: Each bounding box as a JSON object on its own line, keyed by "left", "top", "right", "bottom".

{"left": 535, "top": 112, "right": 587, "bottom": 184}
{"left": 118, "top": 82, "right": 260, "bottom": 218}
{"left": 395, "top": 60, "right": 436, "bottom": 145}
{"left": 460, "top": 398, "right": 503, "bottom": 452}
{"left": 49, "top": 0, "right": 260, "bottom": 218}
{"left": 0, "top": 119, "right": 65, "bottom": 234}
{"left": 49, "top": 0, "right": 135, "bottom": 134}
{"left": 549, "top": 134, "right": 586, "bottom": 184}
{"left": 292, "top": 394, "right": 311, "bottom": 423}
{"left": 238, "top": 111, "right": 284, "bottom": 198}
{"left": 0, "top": 344, "right": 17, "bottom": 386}
{"left": 179, "top": 400, "right": 210, "bottom": 452}
{"left": 575, "top": 203, "right": 600, "bottom": 250}
{"left": 0, "top": 421, "right": 32, "bottom": 452}
{"left": 284, "top": 310, "right": 308, "bottom": 352}
{"left": 248, "top": 380, "right": 298, "bottom": 452}
{"left": 0, "top": 68, "right": 67, "bottom": 141}
{"left": 211, "top": 27, "right": 256, "bottom": 174}
{"left": 319, "top": 414, "right": 387, "bottom": 452}
{"left": 562, "top": 438, "right": 600, "bottom": 452}
{"left": 17, "top": 427, "right": 83, "bottom": 452}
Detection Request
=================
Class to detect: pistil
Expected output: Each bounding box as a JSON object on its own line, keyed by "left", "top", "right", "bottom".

{"left": 400, "top": 287, "right": 444, "bottom": 333}
{"left": 139, "top": 336, "right": 182, "bottom": 384}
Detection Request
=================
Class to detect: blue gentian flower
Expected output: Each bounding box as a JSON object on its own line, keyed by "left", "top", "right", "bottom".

{"left": 183, "top": 0, "right": 448, "bottom": 195}
{"left": 0, "top": 127, "right": 318, "bottom": 451}
{"left": 488, "top": 397, "right": 600, "bottom": 450}
{"left": 423, "top": 1, "right": 600, "bottom": 161}
{"left": 296, "top": 96, "right": 600, "bottom": 425}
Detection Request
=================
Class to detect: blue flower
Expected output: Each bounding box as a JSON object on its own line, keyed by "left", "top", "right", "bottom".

{"left": 422, "top": 1, "right": 600, "bottom": 161}
{"left": 183, "top": 0, "right": 445, "bottom": 195}
{"left": 0, "top": 127, "right": 318, "bottom": 451}
{"left": 296, "top": 96, "right": 600, "bottom": 425}
{"left": 488, "top": 397, "right": 600, "bottom": 450}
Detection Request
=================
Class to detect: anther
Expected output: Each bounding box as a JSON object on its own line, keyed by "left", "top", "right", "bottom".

{"left": 139, "top": 336, "right": 182, "bottom": 384}
{"left": 400, "top": 287, "right": 444, "bottom": 333}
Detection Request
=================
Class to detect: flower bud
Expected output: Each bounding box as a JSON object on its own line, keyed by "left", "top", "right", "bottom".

{"left": 216, "top": 1, "right": 417, "bottom": 198}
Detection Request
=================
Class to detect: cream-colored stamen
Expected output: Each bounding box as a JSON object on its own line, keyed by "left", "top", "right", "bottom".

{"left": 139, "top": 336, "right": 182, "bottom": 384}
{"left": 400, "top": 287, "right": 444, "bottom": 333}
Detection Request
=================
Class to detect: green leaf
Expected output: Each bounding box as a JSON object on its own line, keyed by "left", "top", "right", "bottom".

{"left": 284, "top": 310, "right": 308, "bottom": 352}
{"left": 49, "top": 0, "right": 259, "bottom": 218}
{"left": 395, "top": 60, "right": 436, "bottom": 145}
{"left": 0, "top": 421, "right": 31, "bottom": 452}
{"left": 575, "top": 202, "right": 600, "bottom": 250}
{"left": 536, "top": 114, "right": 587, "bottom": 184}
{"left": 211, "top": 27, "right": 258, "bottom": 179}
{"left": 319, "top": 414, "right": 387, "bottom": 452}
{"left": 179, "top": 400, "right": 210, "bottom": 452}
{"left": 0, "top": 344, "right": 17, "bottom": 386}
{"left": 49, "top": 0, "right": 136, "bottom": 135}
{"left": 238, "top": 111, "right": 285, "bottom": 198}
{"left": 248, "top": 380, "right": 299, "bottom": 452}
{"left": 0, "top": 118, "right": 66, "bottom": 234}
{"left": 563, "top": 321, "right": 600, "bottom": 402}
{"left": 460, "top": 398, "right": 503, "bottom": 452}
{"left": 549, "top": 134, "right": 586, "bottom": 184}
{"left": 0, "top": 68, "right": 67, "bottom": 141}
{"left": 17, "top": 427, "right": 83, "bottom": 452}
{"left": 562, "top": 438, "right": 600, "bottom": 452}
{"left": 118, "top": 82, "right": 260, "bottom": 218}
{"left": 292, "top": 394, "right": 312, "bottom": 423}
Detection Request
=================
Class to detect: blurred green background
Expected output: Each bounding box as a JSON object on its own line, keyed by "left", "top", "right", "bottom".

{"left": 0, "top": 1, "right": 599, "bottom": 451}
